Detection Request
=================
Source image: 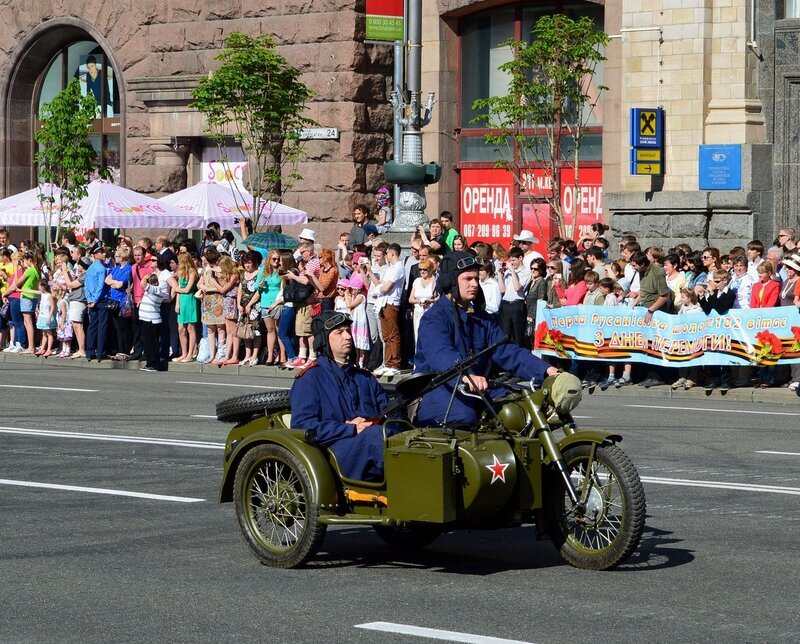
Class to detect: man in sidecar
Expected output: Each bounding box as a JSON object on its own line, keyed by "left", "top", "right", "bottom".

{"left": 289, "top": 310, "right": 402, "bottom": 481}
{"left": 413, "top": 251, "right": 561, "bottom": 426}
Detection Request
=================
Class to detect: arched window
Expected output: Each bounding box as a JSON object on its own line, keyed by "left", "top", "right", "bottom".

{"left": 36, "top": 40, "right": 121, "bottom": 182}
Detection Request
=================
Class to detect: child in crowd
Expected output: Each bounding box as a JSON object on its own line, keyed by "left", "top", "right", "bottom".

{"left": 334, "top": 279, "right": 349, "bottom": 314}
{"left": 580, "top": 272, "right": 605, "bottom": 387}
{"left": 53, "top": 285, "right": 73, "bottom": 358}
{"left": 139, "top": 273, "right": 164, "bottom": 372}
{"left": 599, "top": 277, "right": 617, "bottom": 305}
{"left": 597, "top": 280, "right": 633, "bottom": 390}
{"left": 35, "top": 280, "right": 56, "bottom": 357}
{"left": 344, "top": 274, "right": 370, "bottom": 367}
{"left": 582, "top": 271, "right": 604, "bottom": 305}
{"left": 671, "top": 287, "right": 703, "bottom": 390}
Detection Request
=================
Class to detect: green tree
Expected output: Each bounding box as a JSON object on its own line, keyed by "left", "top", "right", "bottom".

{"left": 471, "top": 14, "right": 609, "bottom": 240}
{"left": 191, "top": 32, "right": 315, "bottom": 233}
{"left": 35, "top": 78, "right": 107, "bottom": 250}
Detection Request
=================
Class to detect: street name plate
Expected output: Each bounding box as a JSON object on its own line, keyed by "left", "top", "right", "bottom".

{"left": 298, "top": 128, "right": 340, "bottom": 141}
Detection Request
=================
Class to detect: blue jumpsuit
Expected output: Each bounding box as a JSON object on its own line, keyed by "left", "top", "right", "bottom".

{"left": 414, "top": 296, "right": 551, "bottom": 426}
{"left": 290, "top": 357, "right": 396, "bottom": 481}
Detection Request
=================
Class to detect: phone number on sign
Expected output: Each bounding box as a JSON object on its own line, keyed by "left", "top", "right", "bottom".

{"left": 462, "top": 224, "right": 511, "bottom": 240}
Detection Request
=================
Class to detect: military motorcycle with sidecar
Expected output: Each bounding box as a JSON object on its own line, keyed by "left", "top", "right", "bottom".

{"left": 216, "top": 340, "right": 646, "bottom": 570}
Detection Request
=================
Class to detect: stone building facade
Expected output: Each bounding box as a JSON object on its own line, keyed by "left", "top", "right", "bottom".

{"left": 0, "top": 1, "right": 394, "bottom": 234}
{"left": 1, "top": 1, "right": 797, "bottom": 249}
{"left": 605, "top": 0, "right": 800, "bottom": 250}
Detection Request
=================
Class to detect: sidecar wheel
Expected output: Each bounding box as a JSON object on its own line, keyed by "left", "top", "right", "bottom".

{"left": 373, "top": 524, "right": 441, "bottom": 550}
{"left": 216, "top": 390, "right": 291, "bottom": 424}
{"left": 544, "top": 443, "right": 645, "bottom": 570}
{"left": 233, "top": 444, "right": 326, "bottom": 568}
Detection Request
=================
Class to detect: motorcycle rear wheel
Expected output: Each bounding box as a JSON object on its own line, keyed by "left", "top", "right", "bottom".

{"left": 544, "top": 443, "right": 645, "bottom": 570}
{"left": 233, "top": 444, "right": 326, "bottom": 568}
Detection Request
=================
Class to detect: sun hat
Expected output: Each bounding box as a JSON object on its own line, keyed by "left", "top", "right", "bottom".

{"left": 513, "top": 229, "right": 538, "bottom": 243}
{"left": 297, "top": 228, "right": 316, "bottom": 242}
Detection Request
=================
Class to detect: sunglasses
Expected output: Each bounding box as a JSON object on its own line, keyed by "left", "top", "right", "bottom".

{"left": 702, "top": 255, "right": 713, "bottom": 260}
{"left": 547, "top": 265, "right": 558, "bottom": 270}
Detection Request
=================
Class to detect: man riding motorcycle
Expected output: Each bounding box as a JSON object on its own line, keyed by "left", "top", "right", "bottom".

{"left": 413, "top": 251, "right": 560, "bottom": 426}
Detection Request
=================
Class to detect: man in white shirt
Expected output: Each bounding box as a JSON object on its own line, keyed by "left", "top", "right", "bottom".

{"left": 498, "top": 247, "right": 531, "bottom": 347}
{"left": 373, "top": 243, "right": 405, "bottom": 376}
{"left": 728, "top": 256, "right": 755, "bottom": 309}
{"left": 513, "top": 229, "right": 543, "bottom": 267}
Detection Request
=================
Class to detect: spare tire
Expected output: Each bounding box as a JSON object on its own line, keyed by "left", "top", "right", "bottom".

{"left": 216, "top": 390, "right": 291, "bottom": 424}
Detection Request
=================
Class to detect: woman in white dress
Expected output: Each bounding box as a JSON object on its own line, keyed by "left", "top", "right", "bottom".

{"left": 408, "top": 258, "right": 438, "bottom": 349}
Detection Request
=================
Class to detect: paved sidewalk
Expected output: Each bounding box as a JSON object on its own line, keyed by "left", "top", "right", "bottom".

{"left": 2, "top": 352, "right": 798, "bottom": 405}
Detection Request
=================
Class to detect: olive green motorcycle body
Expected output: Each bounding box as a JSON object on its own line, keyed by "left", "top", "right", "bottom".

{"left": 218, "top": 354, "right": 646, "bottom": 571}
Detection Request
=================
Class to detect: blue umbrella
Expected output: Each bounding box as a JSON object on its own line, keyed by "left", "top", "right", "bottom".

{"left": 243, "top": 232, "right": 299, "bottom": 250}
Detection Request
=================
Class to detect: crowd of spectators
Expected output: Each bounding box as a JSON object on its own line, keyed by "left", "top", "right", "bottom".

{"left": 1, "top": 215, "right": 799, "bottom": 391}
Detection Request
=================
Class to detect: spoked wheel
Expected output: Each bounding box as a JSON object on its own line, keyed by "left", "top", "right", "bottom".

{"left": 373, "top": 524, "right": 441, "bottom": 550}
{"left": 233, "top": 444, "right": 326, "bottom": 568}
{"left": 544, "top": 443, "right": 646, "bottom": 570}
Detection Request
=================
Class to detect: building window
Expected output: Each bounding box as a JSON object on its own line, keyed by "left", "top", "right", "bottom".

{"left": 459, "top": 2, "right": 604, "bottom": 162}
{"left": 784, "top": 1, "right": 800, "bottom": 18}
{"left": 36, "top": 40, "right": 121, "bottom": 182}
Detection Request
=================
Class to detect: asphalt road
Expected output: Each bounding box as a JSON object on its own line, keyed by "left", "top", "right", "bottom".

{"left": 2, "top": 362, "right": 800, "bottom": 643}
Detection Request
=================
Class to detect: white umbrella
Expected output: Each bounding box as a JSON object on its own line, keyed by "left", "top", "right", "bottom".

{"left": 0, "top": 184, "right": 63, "bottom": 226}
{"left": 76, "top": 180, "right": 206, "bottom": 229}
{"left": 158, "top": 180, "right": 308, "bottom": 228}
{"left": 0, "top": 180, "right": 206, "bottom": 230}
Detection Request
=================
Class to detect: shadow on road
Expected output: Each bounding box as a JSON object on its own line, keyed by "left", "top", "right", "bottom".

{"left": 615, "top": 520, "right": 695, "bottom": 571}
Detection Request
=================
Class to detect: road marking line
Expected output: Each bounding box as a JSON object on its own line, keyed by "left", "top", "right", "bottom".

{"left": 0, "top": 426, "right": 224, "bottom": 450}
{"left": 355, "top": 622, "right": 534, "bottom": 644}
{"left": 0, "top": 384, "right": 97, "bottom": 392}
{"left": 191, "top": 415, "right": 218, "bottom": 419}
{"left": 757, "top": 450, "right": 800, "bottom": 457}
{"left": 175, "top": 380, "right": 284, "bottom": 389}
{"left": 627, "top": 404, "right": 799, "bottom": 417}
{"left": 0, "top": 479, "right": 204, "bottom": 503}
{"left": 642, "top": 476, "right": 800, "bottom": 496}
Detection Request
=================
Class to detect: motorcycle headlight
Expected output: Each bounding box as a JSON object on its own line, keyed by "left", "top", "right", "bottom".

{"left": 548, "top": 372, "right": 582, "bottom": 414}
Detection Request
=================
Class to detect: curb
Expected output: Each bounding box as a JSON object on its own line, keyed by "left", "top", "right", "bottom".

{"left": 2, "top": 352, "right": 798, "bottom": 405}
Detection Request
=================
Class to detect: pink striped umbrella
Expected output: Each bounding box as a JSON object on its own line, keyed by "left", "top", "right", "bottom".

{"left": 0, "top": 184, "right": 63, "bottom": 226}
{"left": 158, "top": 180, "right": 308, "bottom": 228}
{"left": 0, "top": 181, "right": 206, "bottom": 229}
{"left": 76, "top": 180, "right": 206, "bottom": 229}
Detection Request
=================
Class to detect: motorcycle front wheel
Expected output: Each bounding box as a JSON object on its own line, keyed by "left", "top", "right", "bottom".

{"left": 544, "top": 443, "right": 646, "bottom": 570}
{"left": 233, "top": 444, "right": 327, "bottom": 568}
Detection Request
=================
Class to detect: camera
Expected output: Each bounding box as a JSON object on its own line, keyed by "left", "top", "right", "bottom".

{"left": 278, "top": 269, "right": 288, "bottom": 276}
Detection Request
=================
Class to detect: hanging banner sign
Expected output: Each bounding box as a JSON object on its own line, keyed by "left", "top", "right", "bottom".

{"left": 560, "top": 167, "right": 603, "bottom": 241}
{"left": 459, "top": 168, "right": 514, "bottom": 246}
{"left": 366, "top": 0, "right": 404, "bottom": 42}
{"left": 534, "top": 303, "right": 800, "bottom": 367}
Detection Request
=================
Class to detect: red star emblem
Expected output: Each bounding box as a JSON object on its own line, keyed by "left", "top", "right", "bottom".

{"left": 485, "top": 454, "right": 509, "bottom": 484}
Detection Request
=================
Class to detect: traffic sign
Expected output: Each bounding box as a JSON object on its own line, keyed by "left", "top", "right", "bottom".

{"left": 635, "top": 149, "right": 661, "bottom": 162}
{"left": 635, "top": 163, "right": 661, "bottom": 175}
{"left": 631, "top": 107, "right": 663, "bottom": 148}
{"left": 630, "top": 148, "right": 665, "bottom": 175}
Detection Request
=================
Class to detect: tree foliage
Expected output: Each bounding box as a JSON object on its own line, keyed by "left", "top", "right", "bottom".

{"left": 471, "top": 14, "right": 609, "bottom": 239}
{"left": 191, "top": 32, "right": 315, "bottom": 232}
{"left": 35, "top": 78, "right": 107, "bottom": 249}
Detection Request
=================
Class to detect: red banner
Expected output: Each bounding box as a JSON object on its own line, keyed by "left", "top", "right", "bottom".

{"left": 459, "top": 166, "right": 603, "bottom": 251}
{"left": 459, "top": 169, "right": 514, "bottom": 247}
{"left": 560, "top": 167, "right": 603, "bottom": 241}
